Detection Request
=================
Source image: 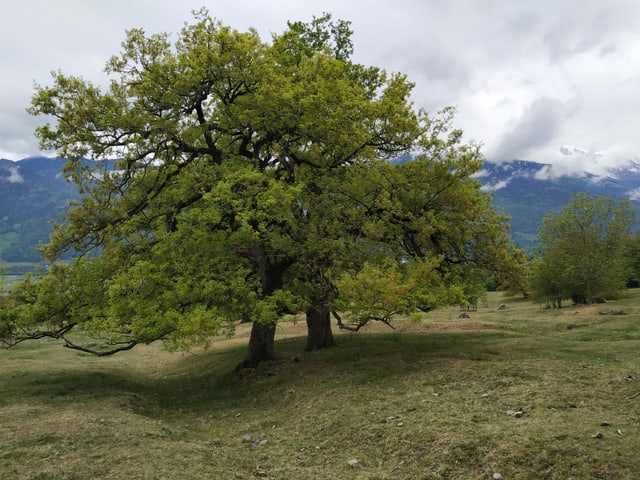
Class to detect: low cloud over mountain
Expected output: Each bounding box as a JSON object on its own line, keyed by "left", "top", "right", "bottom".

{"left": 477, "top": 158, "right": 640, "bottom": 247}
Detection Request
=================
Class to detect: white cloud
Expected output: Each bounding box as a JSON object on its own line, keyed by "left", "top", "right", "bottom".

{"left": 6, "top": 166, "right": 24, "bottom": 183}
{"left": 480, "top": 180, "right": 509, "bottom": 192}
{"left": 533, "top": 163, "right": 589, "bottom": 181}
{"left": 627, "top": 188, "right": 640, "bottom": 201}
{"left": 471, "top": 169, "right": 490, "bottom": 178}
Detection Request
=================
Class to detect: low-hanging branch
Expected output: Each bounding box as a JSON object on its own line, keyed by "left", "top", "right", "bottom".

{"left": 61, "top": 338, "right": 139, "bottom": 356}
{"left": 332, "top": 310, "right": 396, "bottom": 332}
{"left": 1, "top": 319, "right": 174, "bottom": 357}
{"left": 58, "top": 326, "right": 175, "bottom": 356}
{"left": 1, "top": 322, "right": 78, "bottom": 348}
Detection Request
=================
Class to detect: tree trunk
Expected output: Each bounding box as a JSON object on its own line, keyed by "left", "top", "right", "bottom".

{"left": 237, "top": 246, "right": 293, "bottom": 369}
{"left": 305, "top": 306, "right": 335, "bottom": 351}
{"left": 238, "top": 321, "right": 277, "bottom": 369}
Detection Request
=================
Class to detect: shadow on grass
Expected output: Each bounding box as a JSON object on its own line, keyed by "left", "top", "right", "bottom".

{"left": 1, "top": 329, "right": 524, "bottom": 416}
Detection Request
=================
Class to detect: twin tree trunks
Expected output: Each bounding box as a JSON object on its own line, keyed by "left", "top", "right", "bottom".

{"left": 239, "top": 248, "right": 335, "bottom": 368}
{"left": 242, "top": 307, "right": 335, "bottom": 369}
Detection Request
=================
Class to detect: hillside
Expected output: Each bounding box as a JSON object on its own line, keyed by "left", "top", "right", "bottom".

{"left": 2, "top": 157, "right": 640, "bottom": 263}
{"left": 2, "top": 291, "right": 640, "bottom": 478}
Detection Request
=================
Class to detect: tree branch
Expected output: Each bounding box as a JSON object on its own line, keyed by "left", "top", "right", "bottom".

{"left": 332, "top": 310, "right": 396, "bottom": 332}
{"left": 1, "top": 322, "right": 78, "bottom": 348}
{"left": 61, "top": 338, "right": 138, "bottom": 356}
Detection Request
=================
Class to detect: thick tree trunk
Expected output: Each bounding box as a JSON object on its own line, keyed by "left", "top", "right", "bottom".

{"left": 305, "top": 306, "right": 335, "bottom": 351}
{"left": 237, "top": 246, "right": 293, "bottom": 369}
{"left": 238, "top": 321, "right": 277, "bottom": 369}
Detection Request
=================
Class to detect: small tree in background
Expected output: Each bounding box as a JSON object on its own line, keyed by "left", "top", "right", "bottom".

{"left": 531, "top": 192, "right": 636, "bottom": 306}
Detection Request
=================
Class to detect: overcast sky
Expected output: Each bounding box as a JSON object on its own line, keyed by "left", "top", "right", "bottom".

{"left": 2, "top": 0, "right": 639, "bottom": 175}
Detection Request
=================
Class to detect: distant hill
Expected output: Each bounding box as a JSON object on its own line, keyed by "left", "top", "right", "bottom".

{"left": 0, "top": 157, "right": 80, "bottom": 263}
{"left": 2, "top": 156, "right": 640, "bottom": 264}
{"left": 478, "top": 160, "right": 640, "bottom": 249}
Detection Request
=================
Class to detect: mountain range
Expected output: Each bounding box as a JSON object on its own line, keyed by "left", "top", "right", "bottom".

{"left": 2, "top": 156, "right": 640, "bottom": 266}
{"left": 477, "top": 159, "right": 640, "bottom": 248}
{"left": 0, "top": 157, "right": 78, "bottom": 265}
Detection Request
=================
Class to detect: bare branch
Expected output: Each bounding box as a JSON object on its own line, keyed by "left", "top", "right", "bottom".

{"left": 1, "top": 322, "right": 78, "bottom": 348}
{"left": 332, "top": 310, "right": 396, "bottom": 332}
{"left": 61, "top": 338, "right": 138, "bottom": 356}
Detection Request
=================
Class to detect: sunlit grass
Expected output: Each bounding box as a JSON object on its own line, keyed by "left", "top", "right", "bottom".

{"left": 1, "top": 291, "right": 640, "bottom": 479}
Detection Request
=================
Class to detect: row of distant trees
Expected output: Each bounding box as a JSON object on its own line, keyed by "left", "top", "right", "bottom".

{"left": 0, "top": 11, "right": 637, "bottom": 368}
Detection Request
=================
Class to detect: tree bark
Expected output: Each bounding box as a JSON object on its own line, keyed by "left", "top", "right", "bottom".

{"left": 237, "top": 246, "right": 293, "bottom": 368}
{"left": 305, "top": 305, "right": 335, "bottom": 351}
{"left": 238, "top": 321, "right": 277, "bottom": 369}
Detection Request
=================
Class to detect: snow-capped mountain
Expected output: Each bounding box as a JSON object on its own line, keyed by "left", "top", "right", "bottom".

{"left": 479, "top": 160, "right": 640, "bottom": 248}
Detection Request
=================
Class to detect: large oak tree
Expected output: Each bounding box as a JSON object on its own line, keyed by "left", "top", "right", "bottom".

{"left": 2, "top": 11, "right": 523, "bottom": 366}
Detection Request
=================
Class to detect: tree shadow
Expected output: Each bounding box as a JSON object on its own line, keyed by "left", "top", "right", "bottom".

{"left": 0, "top": 329, "right": 521, "bottom": 419}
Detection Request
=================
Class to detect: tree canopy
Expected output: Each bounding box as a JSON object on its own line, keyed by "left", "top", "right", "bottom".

{"left": 1, "top": 10, "right": 523, "bottom": 366}
{"left": 531, "top": 192, "right": 636, "bottom": 307}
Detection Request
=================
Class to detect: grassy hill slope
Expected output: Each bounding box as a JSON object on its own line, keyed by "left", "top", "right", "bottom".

{"left": 2, "top": 291, "right": 640, "bottom": 479}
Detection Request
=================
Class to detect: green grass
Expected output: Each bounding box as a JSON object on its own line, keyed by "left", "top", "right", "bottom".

{"left": 2, "top": 292, "right": 640, "bottom": 479}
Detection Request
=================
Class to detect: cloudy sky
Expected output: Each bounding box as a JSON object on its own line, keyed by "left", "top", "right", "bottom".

{"left": 2, "top": 0, "right": 639, "bottom": 175}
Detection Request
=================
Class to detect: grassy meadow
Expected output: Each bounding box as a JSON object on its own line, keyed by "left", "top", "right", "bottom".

{"left": 1, "top": 291, "right": 639, "bottom": 479}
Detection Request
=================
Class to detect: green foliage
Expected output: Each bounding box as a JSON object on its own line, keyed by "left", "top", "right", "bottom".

{"left": 532, "top": 192, "right": 636, "bottom": 305}
{"left": 5, "top": 10, "right": 522, "bottom": 359}
{"left": 624, "top": 234, "right": 640, "bottom": 288}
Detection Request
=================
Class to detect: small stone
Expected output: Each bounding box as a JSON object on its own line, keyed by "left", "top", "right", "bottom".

{"left": 493, "top": 473, "right": 503, "bottom": 480}
{"left": 600, "top": 421, "right": 611, "bottom": 427}
{"left": 616, "top": 429, "right": 624, "bottom": 436}
{"left": 396, "top": 422, "right": 404, "bottom": 427}
{"left": 592, "top": 432, "right": 604, "bottom": 439}
{"left": 242, "top": 435, "right": 253, "bottom": 442}
{"left": 255, "top": 469, "right": 268, "bottom": 477}
{"left": 506, "top": 410, "right": 515, "bottom": 416}
{"left": 250, "top": 438, "right": 267, "bottom": 450}
{"left": 347, "top": 459, "right": 359, "bottom": 467}
{"left": 210, "top": 439, "right": 221, "bottom": 446}
{"left": 481, "top": 393, "right": 489, "bottom": 398}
